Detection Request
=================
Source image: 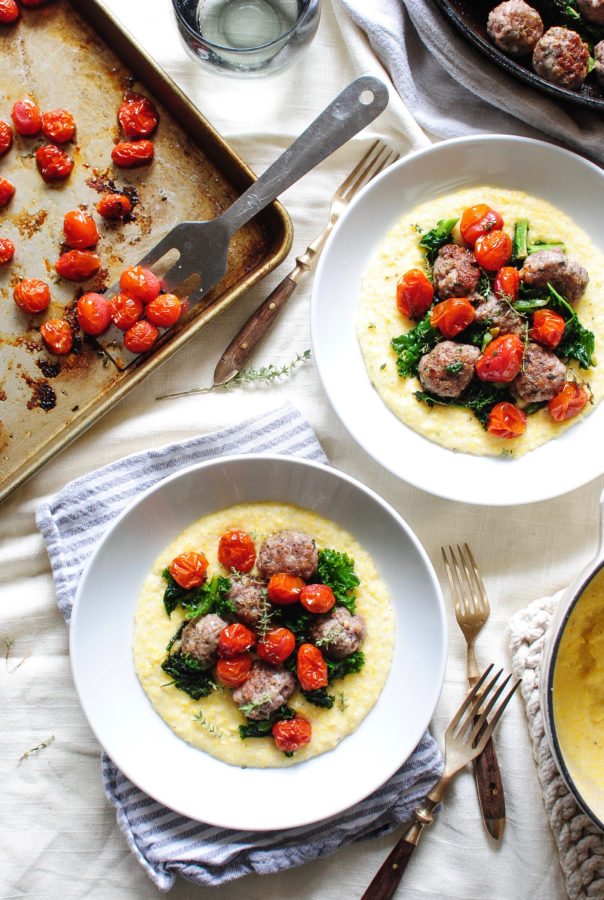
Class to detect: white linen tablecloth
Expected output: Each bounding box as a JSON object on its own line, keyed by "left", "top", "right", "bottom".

{"left": 2, "top": 1, "right": 603, "bottom": 898}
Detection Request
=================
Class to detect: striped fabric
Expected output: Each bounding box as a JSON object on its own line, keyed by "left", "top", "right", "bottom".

{"left": 36, "top": 403, "right": 443, "bottom": 891}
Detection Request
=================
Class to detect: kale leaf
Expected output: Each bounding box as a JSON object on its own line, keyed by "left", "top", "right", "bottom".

{"left": 271, "top": 606, "right": 313, "bottom": 646}
{"left": 391, "top": 314, "right": 440, "bottom": 378}
{"left": 326, "top": 651, "right": 365, "bottom": 683}
{"left": 316, "top": 549, "right": 360, "bottom": 614}
{"left": 546, "top": 284, "right": 595, "bottom": 370}
{"left": 238, "top": 705, "right": 295, "bottom": 740}
{"left": 415, "top": 380, "right": 513, "bottom": 429}
{"left": 302, "top": 687, "right": 335, "bottom": 709}
{"left": 419, "top": 216, "right": 459, "bottom": 265}
{"left": 161, "top": 568, "right": 190, "bottom": 616}
{"left": 161, "top": 570, "right": 233, "bottom": 619}
{"left": 161, "top": 651, "right": 216, "bottom": 700}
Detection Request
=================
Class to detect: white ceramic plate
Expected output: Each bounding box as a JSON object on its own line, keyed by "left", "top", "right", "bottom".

{"left": 311, "top": 135, "right": 604, "bottom": 505}
{"left": 70, "top": 454, "right": 446, "bottom": 831}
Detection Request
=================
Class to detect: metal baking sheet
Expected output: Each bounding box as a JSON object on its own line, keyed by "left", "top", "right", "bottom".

{"left": 0, "top": 0, "right": 292, "bottom": 503}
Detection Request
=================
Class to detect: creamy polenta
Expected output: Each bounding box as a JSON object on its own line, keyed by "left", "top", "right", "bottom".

{"left": 133, "top": 502, "right": 394, "bottom": 768}
{"left": 357, "top": 186, "right": 604, "bottom": 457}
{"left": 553, "top": 567, "right": 604, "bottom": 819}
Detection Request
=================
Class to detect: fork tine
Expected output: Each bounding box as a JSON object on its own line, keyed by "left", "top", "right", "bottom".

{"left": 454, "top": 667, "right": 504, "bottom": 740}
{"left": 334, "top": 139, "right": 383, "bottom": 197}
{"left": 460, "top": 543, "right": 490, "bottom": 613}
{"left": 473, "top": 679, "right": 520, "bottom": 755}
{"left": 340, "top": 145, "right": 398, "bottom": 201}
{"left": 465, "top": 672, "right": 512, "bottom": 745}
{"left": 442, "top": 545, "right": 465, "bottom": 618}
{"left": 446, "top": 663, "right": 494, "bottom": 735}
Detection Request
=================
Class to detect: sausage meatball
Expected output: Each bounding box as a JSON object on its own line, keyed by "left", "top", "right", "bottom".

{"left": 432, "top": 244, "right": 481, "bottom": 300}
{"left": 256, "top": 531, "right": 318, "bottom": 580}
{"left": 576, "top": 0, "right": 604, "bottom": 24}
{"left": 226, "top": 575, "right": 267, "bottom": 628}
{"left": 310, "top": 606, "right": 366, "bottom": 660}
{"left": 595, "top": 41, "right": 604, "bottom": 88}
{"left": 487, "top": 0, "right": 544, "bottom": 55}
{"left": 511, "top": 342, "right": 566, "bottom": 402}
{"left": 180, "top": 613, "right": 226, "bottom": 669}
{"left": 474, "top": 294, "right": 524, "bottom": 336}
{"left": 418, "top": 341, "right": 481, "bottom": 398}
{"left": 519, "top": 247, "right": 589, "bottom": 305}
{"left": 232, "top": 661, "right": 296, "bottom": 720}
{"left": 532, "top": 27, "right": 589, "bottom": 89}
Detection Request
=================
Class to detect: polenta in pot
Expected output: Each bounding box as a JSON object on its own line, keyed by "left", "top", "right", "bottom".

{"left": 133, "top": 502, "right": 394, "bottom": 768}
{"left": 357, "top": 186, "right": 604, "bottom": 457}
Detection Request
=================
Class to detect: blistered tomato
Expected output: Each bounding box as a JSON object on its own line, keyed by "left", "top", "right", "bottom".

{"left": 96, "top": 192, "right": 132, "bottom": 220}
{"left": 63, "top": 209, "right": 99, "bottom": 249}
{"left": 111, "top": 139, "right": 154, "bottom": 168}
{"left": 13, "top": 277, "right": 50, "bottom": 313}
{"left": 0, "top": 176, "right": 15, "bottom": 208}
{"left": 36, "top": 144, "right": 74, "bottom": 182}
{"left": 297, "top": 643, "right": 328, "bottom": 691}
{"left": 109, "top": 293, "right": 144, "bottom": 330}
{"left": 548, "top": 382, "right": 590, "bottom": 422}
{"left": 11, "top": 98, "right": 42, "bottom": 135}
{"left": 267, "top": 573, "right": 306, "bottom": 605}
{"left": 169, "top": 550, "right": 208, "bottom": 589}
{"left": 0, "top": 237, "right": 15, "bottom": 264}
{"left": 429, "top": 297, "right": 475, "bottom": 338}
{"left": 272, "top": 715, "right": 312, "bottom": 753}
{"left": 0, "top": 120, "right": 13, "bottom": 155}
{"left": 487, "top": 401, "right": 527, "bottom": 439}
{"left": 217, "top": 529, "right": 256, "bottom": 573}
{"left": 256, "top": 627, "right": 296, "bottom": 665}
{"left": 530, "top": 308, "right": 566, "bottom": 350}
{"left": 76, "top": 292, "right": 111, "bottom": 335}
{"left": 396, "top": 268, "right": 434, "bottom": 319}
{"left": 459, "top": 204, "right": 504, "bottom": 246}
{"left": 475, "top": 333, "right": 524, "bottom": 383}
{"left": 0, "top": 0, "right": 19, "bottom": 22}
{"left": 145, "top": 293, "right": 182, "bottom": 327}
{"left": 123, "top": 320, "right": 159, "bottom": 353}
{"left": 55, "top": 250, "right": 100, "bottom": 280}
{"left": 119, "top": 265, "right": 160, "bottom": 303}
{"left": 216, "top": 654, "right": 252, "bottom": 688}
{"left": 42, "top": 108, "right": 75, "bottom": 143}
{"left": 300, "top": 584, "right": 336, "bottom": 614}
{"left": 493, "top": 266, "right": 520, "bottom": 302}
{"left": 117, "top": 92, "right": 159, "bottom": 138}
{"left": 40, "top": 318, "right": 73, "bottom": 355}
{"left": 474, "top": 230, "right": 513, "bottom": 271}
{"left": 218, "top": 623, "right": 256, "bottom": 659}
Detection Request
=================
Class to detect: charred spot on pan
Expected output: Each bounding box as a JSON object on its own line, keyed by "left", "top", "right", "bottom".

{"left": 13, "top": 209, "right": 48, "bottom": 239}
{"left": 24, "top": 377, "right": 56, "bottom": 411}
{"left": 36, "top": 359, "right": 61, "bottom": 378}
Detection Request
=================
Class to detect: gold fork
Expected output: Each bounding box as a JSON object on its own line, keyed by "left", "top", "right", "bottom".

{"left": 212, "top": 139, "right": 400, "bottom": 386}
{"left": 361, "top": 665, "right": 520, "bottom": 900}
{"left": 442, "top": 543, "right": 506, "bottom": 839}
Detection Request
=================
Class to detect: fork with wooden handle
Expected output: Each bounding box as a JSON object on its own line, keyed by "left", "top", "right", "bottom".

{"left": 361, "top": 665, "right": 520, "bottom": 900}
{"left": 212, "top": 139, "right": 399, "bottom": 386}
{"left": 442, "top": 543, "right": 507, "bottom": 839}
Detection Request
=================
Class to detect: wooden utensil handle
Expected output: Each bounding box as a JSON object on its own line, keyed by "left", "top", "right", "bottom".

{"left": 219, "top": 275, "right": 298, "bottom": 373}
{"left": 474, "top": 734, "right": 506, "bottom": 833}
{"left": 360, "top": 836, "right": 416, "bottom": 900}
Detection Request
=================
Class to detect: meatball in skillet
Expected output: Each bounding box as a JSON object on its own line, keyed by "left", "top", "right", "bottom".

{"left": 487, "top": 0, "right": 544, "bottom": 55}
{"left": 594, "top": 41, "right": 604, "bottom": 88}
{"left": 576, "top": 0, "right": 604, "bottom": 25}
{"left": 532, "top": 27, "right": 589, "bottom": 89}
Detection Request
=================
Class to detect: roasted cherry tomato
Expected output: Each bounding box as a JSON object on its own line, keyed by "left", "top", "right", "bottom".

{"left": 547, "top": 381, "right": 590, "bottom": 422}
{"left": 493, "top": 266, "right": 520, "bottom": 302}
{"left": 429, "top": 297, "right": 475, "bottom": 338}
{"left": 36, "top": 144, "right": 74, "bottom": 182}
{"left": 217, "top": 529, "right": 256, "bottom": 573}
{"left": 119, "top": 265, "right": 160, "bottom": 303}
{"left": 55, "top": 249, "right": 100, "bottom": 280}
{"left": 76, "top": 292, "right": 111, "bottom": 335}
{"left": 474, "top": 230, "right": 513, "bottom": 271}
{"left": 530, "top": 308, "right": 566, "bottom": 350}
{"left": 0, "top": 176, "right": 15, "bottom": 208}
{"left": 117, "top": 92, "right": 159, "bottom": 138}
{"left": 0, "top": 120, "right": 13, "bottom": 155}
{"left": 256, "top": 627, "right": 296, "bottom": 665}
{"left": 145, "top": 293, "right": 182, "bottom": 327}
{"left": 40, "top": 318, "right": 73, "bottom": 355}
{"left": 487, "top": 401, "right": 527, "bottom": 439}
{"left": 216, "top": 653, "right": 252, "bottom": 688}
{"left": 475, "top": 333, "right": 524, "bottom": 383}
{"left": 272, "top": 715, "right": 312, "bottom": 753}
{"left": 63, "top": 209, "right": 99, "bottom": 249}
{"left": 0, "top": 237, "right": 15, "bottom": 263}
{"left": 20, "top": 0, "right": 54, "bottom": 5}
{"left": 396, "top": 268, "right": 434, "bottom": 319}
{"left": 42, "top": 108, "right": 75, "bottom": 143}
{"left": 11, "top": 98, "right": 42, "bottom": 135}
{"left": 300, "top": 584, "right": 336, "bottom": 614}
{"left": 0, "top": 0, "right": 19, "bottom": 22}
{"left": 459, "top": 204, "right": 504, "bottom": 246}
{"left": 111, "top": 139, "right": 154, "bottom": 168}
{"left": 109, "top": 293, "right": 144, "bottom": 330}
{"left": 267, "top": 573, "right": 306, "bottom": 605}
{"left": 96, "top": 192, "right": 132, "bottom": 220}
{"left": 13, "top": 277, "right": 50, "bottom": 313}
{"left": 169, "top": 550, "right": 208, "bottom": 589}
{"left": 123, "top": 319, "right": 159, "bottom": 353}
{"left": 218, "top": 622, "right": 256, "bottom": 659}
{"left": 297, "top": 643, "right": 328, "bottom": 691}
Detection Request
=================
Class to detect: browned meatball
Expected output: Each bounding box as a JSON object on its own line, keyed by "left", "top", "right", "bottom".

{"left": 520, "top": 248, "right": 588, "bottom": 305}
{"left": 595, "top": 41, "right": 604, "bottom": 88}
{"left": 511, "top": 342, "right": 566, "bottom": 402}
{"left": 432, "top": 244, "right": 481, "bottom": 300}
{"left": 180, "top": 613, "right": 226, "bottom": 669}
{"left": 576, "top": 0, "right": 604, "bottom": 24}
{"left": 487, "top": 0, "right": 543, "bottom": 55}
{"left": 418, "top": 341, "right": 481, "bottom": 398}
{"left": 256, "top": 531, "right": 318, "bottom": 580}
{"left": 226, "top": 575, "right": 267, "bottom": 629}
{"left": 474, "top": 294, "right": 524, "bottom": 336}
{"left": 232, "top": 661, "right": 296, "bottom": 720}
{"left": 310, "top": 606, "right": 366, "bottom": 660}
{"left": 532, "top": 28, "right": 589, "bottom": 89}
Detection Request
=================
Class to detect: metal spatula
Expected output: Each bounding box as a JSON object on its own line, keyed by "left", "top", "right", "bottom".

{"left": 97, "top": 76, "right": 388, "bottom": 369}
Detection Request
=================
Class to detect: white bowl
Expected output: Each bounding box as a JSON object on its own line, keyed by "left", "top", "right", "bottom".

{"left": 70, "top": 454, "right": 446, "bottom": 831}
{"left": 311, "top": 134, "right": 604, "bottom": 505}
{"left": 540, "top": 487, "right": 604, "bottom": 831}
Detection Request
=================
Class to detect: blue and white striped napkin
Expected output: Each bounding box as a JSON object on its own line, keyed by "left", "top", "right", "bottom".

{"left": 36, "top": 403, "right": 443, "bottom": 892}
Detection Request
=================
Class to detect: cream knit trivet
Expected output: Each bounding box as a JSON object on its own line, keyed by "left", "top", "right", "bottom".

{"left": 509, "top": 593, "right": 604, "bottom": 900}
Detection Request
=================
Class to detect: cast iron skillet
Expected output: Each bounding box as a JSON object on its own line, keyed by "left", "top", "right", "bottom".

{"left": 434, "top": 0, "right": 604, "bottom": 111}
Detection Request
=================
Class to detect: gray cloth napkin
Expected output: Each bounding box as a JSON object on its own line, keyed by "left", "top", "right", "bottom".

{"left": 36, "top": 402, "right": 443, "bottom": 892}
{"left": 341, "top": 0, "right": 604, "bottom": 165}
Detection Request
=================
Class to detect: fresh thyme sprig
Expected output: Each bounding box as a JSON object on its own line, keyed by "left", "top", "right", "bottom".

{"left": 156, "top": 349, "right": 311, "bottom": 400}
{"left": 193, "top": 712, "right": 224, "bottom": 738}
{"left": 20, "top": 735, "right": 55, "bottom": 761}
